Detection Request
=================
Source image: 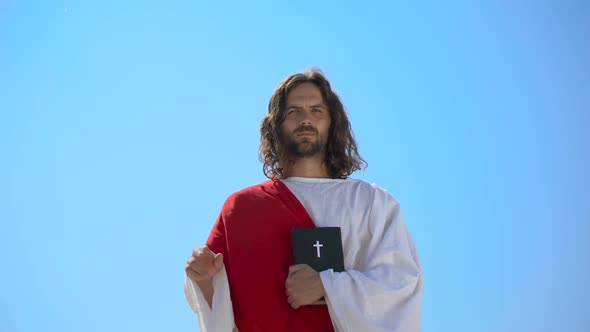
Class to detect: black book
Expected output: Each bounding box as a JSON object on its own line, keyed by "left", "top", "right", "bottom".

{"left": 291, "top": 227, "right": 345, "bottom": 273}
{"left": 291, "top": 227, "right": 345, "bottom": 305}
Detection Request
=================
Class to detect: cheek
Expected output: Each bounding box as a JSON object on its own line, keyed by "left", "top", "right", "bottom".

{"left": 320, "top": 120, "right": 331, "bottom": 134}
{"left": 282, "top": 119, "right": 298, "bottom": 132}
{"left": 279, "top": 123, "right": 294, "bottom": 139}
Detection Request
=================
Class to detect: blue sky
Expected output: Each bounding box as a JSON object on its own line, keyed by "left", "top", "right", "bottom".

{"left": 1, "top": 1, "right": 588, "bottom": 331}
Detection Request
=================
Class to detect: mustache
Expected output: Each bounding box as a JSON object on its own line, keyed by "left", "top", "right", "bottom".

{"left": 294, "top": 125, "right": 318, "bottom": 134}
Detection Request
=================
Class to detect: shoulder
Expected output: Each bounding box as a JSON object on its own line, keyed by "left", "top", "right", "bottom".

{"left": 222, "top": 180, "right": 276, "bottom": 208}
{"left": 346, "top": 178, "right": 401, "bottom": 207}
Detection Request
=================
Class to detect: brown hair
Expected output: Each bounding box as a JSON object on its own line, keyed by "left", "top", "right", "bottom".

{"left": 259, "top": 69, "right": 367, "bottom": 179}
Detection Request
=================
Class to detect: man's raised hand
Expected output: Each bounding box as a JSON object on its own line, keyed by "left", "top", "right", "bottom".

{"left": 185, "top": 246, "right": 224, "bottom": 282}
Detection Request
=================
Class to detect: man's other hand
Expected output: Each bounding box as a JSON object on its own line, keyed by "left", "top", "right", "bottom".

{"left": 285, "top": 264, "right": 327, "bottom": 309}
{"left": 185, "top": 246, "right": 223, "bottom": 282}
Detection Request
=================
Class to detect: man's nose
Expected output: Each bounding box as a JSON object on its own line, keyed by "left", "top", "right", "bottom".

{"left": 298, "top": 110, "right": 313, "bottom": 125}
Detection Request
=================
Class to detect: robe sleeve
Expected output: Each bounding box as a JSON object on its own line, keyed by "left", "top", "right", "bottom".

{"left": 319, "top": 190, "right": 423, "bottom": 332}
{"left": 183, "top": 212, "right": 237, "bottom": 332}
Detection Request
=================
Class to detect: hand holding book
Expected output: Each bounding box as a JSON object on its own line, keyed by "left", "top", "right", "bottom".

{"left": 289, "top": 227, "right": 345, "bottom": 306}
{"left": 285, "top": 264, "right": 327, "bottom": 308}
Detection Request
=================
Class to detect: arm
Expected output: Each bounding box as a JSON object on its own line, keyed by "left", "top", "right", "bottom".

{"left": 196, "top": 279, "right": 214, "bottom": 308}
{"left": 184, "top": 211, "right": 237, "bottom": 332}
{"left": 184, "top": 247, "right": 237, "bottom": 332}
{"left": 184, "top": 264, "right": 236, "bottom": 332}
{"left": 185, "top": 246, "right": 222, "bottom": 309}
{"left": 321, "top": 194, "right": 423, "bottom": 331}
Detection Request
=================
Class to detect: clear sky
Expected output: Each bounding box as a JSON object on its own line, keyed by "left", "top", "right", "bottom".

{"left": 1, "top": 1, "right": 589, "bottom": 331}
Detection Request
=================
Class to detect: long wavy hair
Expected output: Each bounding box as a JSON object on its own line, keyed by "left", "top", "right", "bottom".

{"left": 259, "top": 69, "right": 367, "bottom": 179}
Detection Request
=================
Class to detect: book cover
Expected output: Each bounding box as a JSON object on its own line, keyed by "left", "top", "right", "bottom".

{"left": 291, "top": 227, "right": 345, "bottom": 273}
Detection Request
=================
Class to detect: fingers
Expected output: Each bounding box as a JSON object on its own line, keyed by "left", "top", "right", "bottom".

{"left": 285, "top": 264, "right": 325, "bottom": 309}
{"left": 285, "top": 275, "right": 302, "bottom": 309}
{"left": 287, "top": 295, "right": 301, "bottom": 309}
{"left": 192, "top": 246, "right": 214, "bottom": 258}
{"left": 185, "top": 264, "right": 212, "bottom": 281}
{"left": 185, "top": 266, "right": 204, "bottom": 282}
{"left": 185, "top": 246, "right": 223, "bottom": 282}
{"left": 185, "top": 256, "right": 208, "bottom": 281}
{"left": 285, "top": 286, "right": 301, "bottom": 309}
{"left": 288, "top": 264, "right": 309, "bottom": 276}
{"left": 213, "top": 253, "right": 224, "bottom": 271}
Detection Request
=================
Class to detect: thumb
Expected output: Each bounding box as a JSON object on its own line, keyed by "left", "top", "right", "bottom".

{"left": 213, "top": 253, "right": 224, "bottom": 270}
{"left": 288, "top": 264, "right": 308, "bottom": 276}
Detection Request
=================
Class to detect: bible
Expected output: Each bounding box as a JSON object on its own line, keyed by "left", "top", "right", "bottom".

{"left": 291, "top": 227, "right": 345, "bottom": 305}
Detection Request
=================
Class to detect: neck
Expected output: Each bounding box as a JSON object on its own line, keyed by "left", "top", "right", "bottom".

{"left": 284, "top": 156, "right": 330, "bottom": 178}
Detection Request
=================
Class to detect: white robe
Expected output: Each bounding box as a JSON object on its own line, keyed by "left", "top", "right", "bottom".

{"left": 185, "top": 177, "right": 423, "bottom": 332}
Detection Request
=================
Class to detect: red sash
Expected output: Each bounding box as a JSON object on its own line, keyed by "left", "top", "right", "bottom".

{"left": 206, "top": 179, "right": 335, "bottom": 332}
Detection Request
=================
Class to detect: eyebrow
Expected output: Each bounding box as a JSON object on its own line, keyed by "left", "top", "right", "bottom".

{"left": 286, "top": 103, "right": 326, "bottom": 109}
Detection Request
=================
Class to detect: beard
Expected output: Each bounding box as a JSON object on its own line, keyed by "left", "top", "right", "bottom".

{"left": 281, "top": 125, "right": 327, "bottom": 158}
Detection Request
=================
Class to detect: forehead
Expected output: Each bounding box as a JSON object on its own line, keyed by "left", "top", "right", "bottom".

{"left": 286, "top": 82, "right": 325, "bottom": 105}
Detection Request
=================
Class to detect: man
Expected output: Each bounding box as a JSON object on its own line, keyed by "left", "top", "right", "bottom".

{"left": 184, "top": 69, "right": 423, "bottom": 332}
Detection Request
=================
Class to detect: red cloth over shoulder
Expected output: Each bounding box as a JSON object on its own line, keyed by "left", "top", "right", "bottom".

{"left": 206, "top": 180, "right": 335, "bottom": 332}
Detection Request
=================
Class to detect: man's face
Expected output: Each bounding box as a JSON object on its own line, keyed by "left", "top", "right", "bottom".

{"left": 280, "top": 82, "right": 331, "bottom": 158}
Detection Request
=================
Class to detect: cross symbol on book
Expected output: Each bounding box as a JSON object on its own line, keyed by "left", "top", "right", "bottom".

{"left": 314, "top": 240, "right": 324, "bottom": 258}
